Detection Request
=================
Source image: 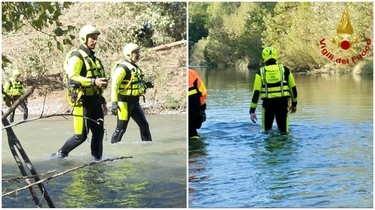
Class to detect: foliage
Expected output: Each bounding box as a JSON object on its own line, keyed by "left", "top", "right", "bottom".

{"left": 2, "top": 2, "right": 187, "bottom": 111}
{"left": 2, "top": 2, "right": 75, "bottom": 69}
{"left": 188, "top": 2, "right": 209, "bottom": 51}
{"left": 2, "top": 2, "right": 187, "bottom": 82}
{"left": 124, "top": 2, "right": 186, "bottom": 47}
{"left": 189, "top": 2, "right": 373, "bottom": 72}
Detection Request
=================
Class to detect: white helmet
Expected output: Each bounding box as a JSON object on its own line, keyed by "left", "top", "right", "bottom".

{"left": 79, "top": 25, "right": 100, "bottom": 44}
{"left": 123, "top": 43, "right": 140, "bottom": 61}
{"left": 12, "top": 69, "right": 21, "bottom": 76}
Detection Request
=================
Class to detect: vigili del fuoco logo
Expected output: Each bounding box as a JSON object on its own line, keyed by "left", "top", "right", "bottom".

{"left": 319, "top": 9, "right": 371, "bottom": 64}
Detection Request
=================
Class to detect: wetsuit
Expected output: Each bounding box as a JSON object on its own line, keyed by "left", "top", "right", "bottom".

{"left": 57, "top": 45, "right": 106, "bottom": 160}
{"left": 111, "top": 60, "right": 152, "bottom": 143}
{"left": 188, "top": 69, "right": 207, "bottom": 138}
{"left": 250, "top": 60, "right": 297, "bottom": 133}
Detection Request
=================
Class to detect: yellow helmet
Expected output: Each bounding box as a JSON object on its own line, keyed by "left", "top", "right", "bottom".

{"left": 262, "top": 46, "right": 278, "bottom": 63}
{"left": 79, "top": 25, "right": 100, "bottom": 44}
{"left": 123, "top": 43, "right": 140, "bottom": 60}
{"left": 12, "top": 69, "right": 21, "bottom": 76}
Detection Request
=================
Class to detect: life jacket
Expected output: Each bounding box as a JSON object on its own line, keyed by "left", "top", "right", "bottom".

{"left": 188, "top": 78, "right": 201, "bottom": 118}
{"left": 6, "top": 78, "right": 24, "bottom": 96}
{"left": 63, "top": 48, "right": 105, "bottom": 105}
{"left": 259, "top": 64, "right": 291, "bottom": 99}
{"left": 111, "top": 60, "right": 147, "bottom": 97}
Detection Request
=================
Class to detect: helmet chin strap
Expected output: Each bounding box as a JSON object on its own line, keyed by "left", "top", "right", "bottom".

{"left": 131, "top": 55, "right": 139, "bottom": 63}
{"left": 83, "top": 43, "right": 95, "bottom": 51}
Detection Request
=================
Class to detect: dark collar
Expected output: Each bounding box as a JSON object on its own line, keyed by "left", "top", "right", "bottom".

{"left": 265, "top": 59, "right": 277, "bottom": 66}
{"left": 79, "top": 45, "right": 95, "bottom": 57}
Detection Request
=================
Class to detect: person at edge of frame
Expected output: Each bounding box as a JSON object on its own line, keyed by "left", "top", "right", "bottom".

{"left": 51, "top": 24, "right": 108, "bottom": 161}
{"left": 188, "top": 68, "right": 207, "bottom": 139}
{"left": 249, "top": 46, "right": 297, "bottom": 134}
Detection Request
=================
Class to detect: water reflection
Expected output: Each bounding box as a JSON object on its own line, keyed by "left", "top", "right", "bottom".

{"left": 264, "top": 133, "right": 294, "bottom": 153}
{"left": 189, "top": 137, "right": 208, "bottom": 189}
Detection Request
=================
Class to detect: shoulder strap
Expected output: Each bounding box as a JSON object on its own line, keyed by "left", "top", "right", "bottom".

{"left": 112, "top": 61, "right": 133, "bottom": 81}
{"left": 7, "top": 79, "right": 12, "bottom": 88}
{"left": 261, "top": 66, "right": 268, "bottom": 98}
{"left": 278, "top": 64, "right": 284, "bottom": 96}
{"left": 70, "top": 49, "right": 85, "bottom": 61}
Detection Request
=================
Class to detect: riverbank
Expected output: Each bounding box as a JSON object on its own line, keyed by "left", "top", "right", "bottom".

{"left": 2, "top": 89, "right": 186, "bottom": 116}
{"left": 2, "top": 43, "right": 187, "bottom": 116}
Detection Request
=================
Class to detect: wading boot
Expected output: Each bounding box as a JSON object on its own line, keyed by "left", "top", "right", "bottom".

{"left": 50, "top": 150, "right": 68, "bottom": 159}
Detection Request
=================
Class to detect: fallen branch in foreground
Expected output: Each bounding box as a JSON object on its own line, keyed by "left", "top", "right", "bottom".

{"left": 2, "top": 113, "right": 103, "bottom": 130}
{"left": 2, "top": 156, "right": 133, "bottom": 197}
{"left": 2, "top": 85, "right": 36, "bottom": 119}
{"left": 2, "top": 170, "right": 57, "bottom": 183}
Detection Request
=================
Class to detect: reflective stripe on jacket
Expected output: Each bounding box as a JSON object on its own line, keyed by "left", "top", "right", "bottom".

{"left": 188, "top": 69, "right": 207, "bottom": 118}
{"left": 188, "top": 69, "right": 207, "bottom": 105}
{"left": 259, "top": 64, "right": 291, "bottom": 99}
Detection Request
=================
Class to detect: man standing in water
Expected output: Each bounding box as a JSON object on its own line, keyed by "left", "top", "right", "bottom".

{"left": 188, "top": 68, "right": 207, "bottom": 139}
{"left": 51, "top": 24, "right": 108, "bottom": 161}
{"left": 249, "top": 46, "right": 297, "bottom": 133}
{"left": 110, "top": 43, "right": 153, "bottom": 143}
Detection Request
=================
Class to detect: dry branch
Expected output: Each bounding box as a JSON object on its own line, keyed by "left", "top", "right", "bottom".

{"left": 2, "top": 85, "right": 36, "bottom": 119}
{"left": 1, "top": 90, "right": 25, "bottom": 113}
{"left": 149, "top": 40, "right": 186, "bottom": 51}
{"left": 2, "top": 113, "right": 102, "bottom": 130}
{"left": 3, "top": 110, "right": 55, "bottom": 207}
{"left": 2, "top": 156, "right": 133, "bottom": 197}
{"left": 3, "top": 170, "right": 57, "bottom": 183}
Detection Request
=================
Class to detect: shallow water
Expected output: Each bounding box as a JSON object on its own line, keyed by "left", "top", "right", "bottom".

{"left": 189, "top": 68, "right": 373, "bottom": 208}
{"left": 2, "top": 114, "right": 187, "bottom": 208}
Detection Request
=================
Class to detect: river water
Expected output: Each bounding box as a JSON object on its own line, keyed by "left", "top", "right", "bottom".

{"left": 189, "top": 68, "right": 373, "bottom": 208}
{"left": 2, "top": 114, "right": 186, "bottom": 208}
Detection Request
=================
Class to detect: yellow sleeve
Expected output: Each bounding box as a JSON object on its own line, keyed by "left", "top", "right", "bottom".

{"left": 288, "top": 72, "right": 297, "bottom": 104}
{"left": 250, "top": 74, "right": 262, "bottom": 109}
{"left": 4, "top": 80, "right": 11, "bottom": 93}
{"left": 111, "top": 66, "right": 126, "bottom": 102}
{"left": 66, "top": 56, "right": 92, "bottom": 87}
{"left": 198, "top": 79, "right": 207, "bottom": 105}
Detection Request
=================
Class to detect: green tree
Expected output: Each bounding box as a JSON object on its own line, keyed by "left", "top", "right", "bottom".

{"left": 189, "top": 2, "right": 372, "bottom": 72}
{"left": 262, "top": 2, "right": 373, "bottom": 71}
{"left": 188, "top": 2, "right": 209, "bottom": 51}
{"left": 189, "top": 2, "right": 276, "bottom": 68}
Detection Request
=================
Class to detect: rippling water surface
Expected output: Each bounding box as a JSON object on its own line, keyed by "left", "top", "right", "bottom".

{"left": 2, "top": 114, "right": 186, "bottom": 208}
{"left": 189, "top": 68, "right": 373, "bottom": 208}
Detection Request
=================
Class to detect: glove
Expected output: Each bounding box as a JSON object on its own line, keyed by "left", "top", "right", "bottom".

{"left": 201, "top": 103, "right": 206, "bottom": 111}
{"left": 111, "top": 102, "right": 119, "bottom": 116}
{"left": 200, "top": 110, "right": 206, "bottom": 122}
{"left": 102, "top": 104, "right": 108, "bottom": 116}
{"left": 200, "top": 103, "right": 207, "bottom": 122}
{"left": 146, "top": 81, "right": 154, "bottom": 88}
